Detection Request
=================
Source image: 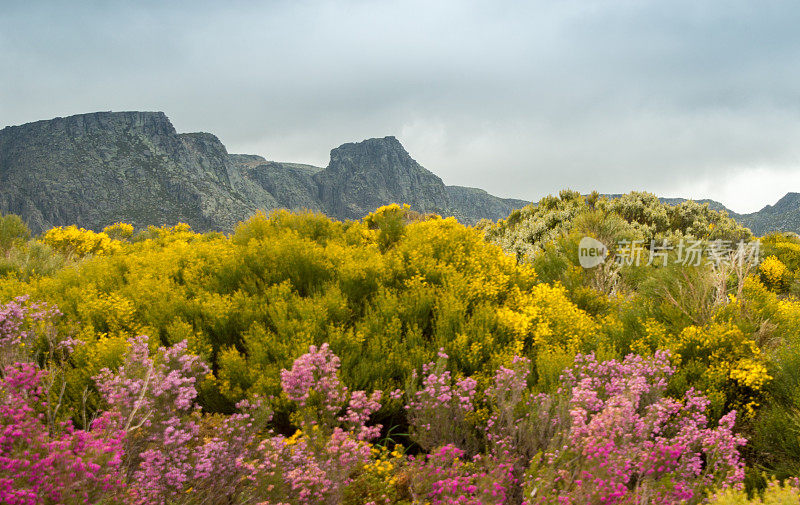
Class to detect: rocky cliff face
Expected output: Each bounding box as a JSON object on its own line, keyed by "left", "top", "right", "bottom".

{"left": 735, "top": 193, "right": 800, "bottom": 237}
{"left": 0, "top": 111, "right": 266, "bottom": 232}
{"left": 312, "top": 136, "right": 528, "bottom": 222}
{"left": 0, "top": 112, "right": 526, "bottom": 233}
{"left": 242, "top": 161, "right": 322, "bottom": 213}
{"left": 314, "top": 136, "right": 452, "bottom": 219}
{"left": 447, "top": 186, "right": 529, "bottom": 224}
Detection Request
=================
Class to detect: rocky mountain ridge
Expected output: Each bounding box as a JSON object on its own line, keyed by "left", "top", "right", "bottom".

{"left": 1, "top": 111, "right": 798, "bottom": 236}
{"left": 0, "top": 111, "right": 526, "bottom": 233}
{"left": 647, "top": 195, "right": 800, "bottom": 236}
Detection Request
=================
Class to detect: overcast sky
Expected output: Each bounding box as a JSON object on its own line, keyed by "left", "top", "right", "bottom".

{"left": 2, "top": 1, "right": 799, "bottom": 213}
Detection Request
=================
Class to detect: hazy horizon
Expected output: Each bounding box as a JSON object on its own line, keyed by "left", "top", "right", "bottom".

{"left": 3, "top": 1, "right": 799, "bottom": 214}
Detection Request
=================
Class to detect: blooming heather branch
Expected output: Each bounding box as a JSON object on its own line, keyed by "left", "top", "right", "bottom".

{"left": 0, "top": 362, "right": 125, "bottom": 505}
{"left": 405, "top": 350, "right": 481, "bottom": 454}
{"left": 95, "top": 335, "right": 270, "bottom": 505}
{"left": 523, "top": 351, "right": 747, "bottom": 505}
{"left": 252, "top": 343, "right": 385, "bottom": 504}
{"left": 0, "top": 296, "right": 62, "bottom": 370}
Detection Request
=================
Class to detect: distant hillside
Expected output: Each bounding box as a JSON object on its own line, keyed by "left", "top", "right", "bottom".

{"left": 656, "top": 195, "right": 800, "bottom": 237}
{"left": 730, "top": 193, "right": 800, "bottom": 237}
{"left": 607, "top": 194, "right": 800, "bottom": 237}
{"left": 2, "top": 111, "right": 799, "bottom": 236}
{"left": 0, "top": 111, "right": 526, "bottom": 233}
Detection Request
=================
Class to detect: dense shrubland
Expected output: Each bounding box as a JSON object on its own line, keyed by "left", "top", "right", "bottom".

{"left": 2, "top": 192, "right": 800, "bottom": 504}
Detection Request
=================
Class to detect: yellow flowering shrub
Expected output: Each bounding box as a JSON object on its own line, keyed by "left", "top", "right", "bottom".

{"left": 102, "top": 222, "right": 134, "bottom": 240}
{"left": 343, "top": 444, "right": 407, "bottom": 504}
{"left": 496, "top": 283, "right": 598, "bottom": 355}
{"left": 709, "top": 480, "right": 800, "bottom": 505}
{"left": 41, "top": 225, "right": 121, "bottom": 257}
{"left": 668, "top": 322, "right": 770, "bottom": 417}
{"left": 4, "top": 210, "right": 601, "bottom": 421}
{"left": 629, "top": 317, "right": 670, "bottom": 357}
{"left": 760, "top": 256, "right": 790, "bottom": 293}
{"left": 363, "top": 203, "right": 410, "bottom": 252}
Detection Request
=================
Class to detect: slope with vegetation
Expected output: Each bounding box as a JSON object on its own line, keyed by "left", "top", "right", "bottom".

{"left": 2, "top": 192, "right": 800, "bottom": 504}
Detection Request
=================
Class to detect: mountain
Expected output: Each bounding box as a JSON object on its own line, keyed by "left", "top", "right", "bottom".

{"left": 314, "top": 136, "right": 452, "bottom": 219}
{"left": 604, "top": 194, "right": 800, "bottom": 237}
{"left": 3, "top": 111, "right": 799, "bottom": 237}
{"left": 733, "top": 193, "right": 800, "bottom": 237}
{"left": 651, "top": 195, "right": 800, "bottom": 236}
{"left": 0, "top": 112, "right": 258, "bottom": 233}
{"left": 0, "top": 111, "right": 527, "bottom": 233}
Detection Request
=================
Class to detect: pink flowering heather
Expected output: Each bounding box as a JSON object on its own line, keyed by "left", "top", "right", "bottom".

{"left": 406, "top": 354, "right": 481, "bottom": 453}
{"left": 280, "top": 343, "right": 382, "bottom": 440}
{"left": 484, "top": 355, "right": 565, "bottom": 472}
{"left": 0, "top": 362, "right": 125, "bottom": 505}
{"left": 405, "top": 444, "right": 518, "bottom": 505}
{"left": 523, "top": 351, "right": 747, "bottom": 505}
{"left": 252, "top": 343, "right": 384, "bottom": 504}
{"left": 0, "top": 296, "right": 62, "bottom": 369}
{"left": 94, "top": 335, "right": 210, "bottom": 430}
{"left": 281, "top": 343, "right": 346, "bottom": 409}
{"left": 95, "top": 335, "right": 269, "bottom": 505}
{"left": 256, "top": 427, "right": 373, "bottom": 505}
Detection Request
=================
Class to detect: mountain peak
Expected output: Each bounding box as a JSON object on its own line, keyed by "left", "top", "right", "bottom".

{"left": 0, "top": 112, "right": 525, "bottom": 232}
{"left": 328, "top": 136, "right": 409, "bottom": 164}
{"left": 775, "top": 192, "right": 800, "bottom": 205}
{"left": 0, "top": 111, "right": 175, "bottom": 136}
{"left": 316, "top": 136, "right": 450, "bottom": 219}
{"left": 757, "top": 192, "right": 800, "bottom": 215}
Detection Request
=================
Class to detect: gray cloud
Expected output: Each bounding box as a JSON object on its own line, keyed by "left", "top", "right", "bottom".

{"left": 2, "top": 0, "right": 799, "bottom": 213}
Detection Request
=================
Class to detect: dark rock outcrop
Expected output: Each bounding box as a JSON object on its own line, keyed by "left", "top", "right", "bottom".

{"left": 314, "top": 136, "right": 452, "bottom": 220}
{"left": 734, "top": 193, "right": 800, "bottom": 237}
{"left": 0, "top": 112, "right": 527, "bottom": 233}
{"left": 0, "top": 111, "right": 257, "bottom": 232}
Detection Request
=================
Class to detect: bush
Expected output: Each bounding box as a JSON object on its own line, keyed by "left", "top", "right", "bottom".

{"left": 523, "top": 352, "right": 747, "bottom": 504}
{"left": 0, "top": 214, "right": 30, "bottom": 252}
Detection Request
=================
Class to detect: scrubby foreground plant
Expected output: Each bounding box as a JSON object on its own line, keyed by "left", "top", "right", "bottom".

{"left": 0, "top": 299, "right": 125, "bottom": 505}
{"left": 0, "top": 296, "right": 389, "bottom": 504}
{"left": 0, "top": 294, "right": 751, "bottom": 504}
{"left": 398, "top": 350, "right": 746, "bottom": 505}
{"left": 522, "top": 352, "right": 746, "bottom": 504}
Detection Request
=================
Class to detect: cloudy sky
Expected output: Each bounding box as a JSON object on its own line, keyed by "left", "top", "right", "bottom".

{"left": 2, "top": 1, "right": 799, "bottom": 213}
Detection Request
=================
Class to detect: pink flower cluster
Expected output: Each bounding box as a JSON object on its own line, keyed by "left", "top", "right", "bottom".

{"left": 0, "top": 296, "right": 62, "bottom": 367}
{"left": 0, "top": 362, "right": 125, "bottom": 505}
{"left": 257, "top": 427, "right": 373, "bottom": 505}
{"left": 484, "top": 355, "right": 555, "bottom": 466}
{"left": 406, "top": 350, "right": 480, "bottom": 452}
{"left": 280, "top": 343, "right": 382, "bottom": 441}
{"left": 524, "top": 351, "right": 747, "bottom": 504}
{"left": 94, "top": 335, "right": 210, "bottom": 426}
{"left": 0, "top": 296, "right": 60, "bottom": 348}
{"left": 281, "top": 343, "right": 346, "bottom": 408}
{"left": 407, "top": 444, "right": 518, "bottom": 505}
{"left": 258, "top": 343, "right": 384, "bottom": 503}
{"left": 95, "top": 335, "right": 269, "bottom": 504}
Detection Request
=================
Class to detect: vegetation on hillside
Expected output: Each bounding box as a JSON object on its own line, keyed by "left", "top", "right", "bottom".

{"left": 3, "top": 193, "right": 800, "bottom": 504}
